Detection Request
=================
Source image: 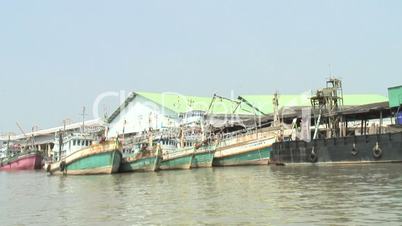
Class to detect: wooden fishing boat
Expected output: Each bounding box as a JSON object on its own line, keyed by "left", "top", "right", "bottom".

{"left": 213, "top": 128, "right": 277, "bottom": 166}
{"left": 159, "top": 142, "right": 195, "bottom": 170}
{"left": 47, "top": 133, "right": 122, "bottom": 175}
{"left": 119, "top": 144, "right": 162, "bottom": 173}
{"left": 0, "top": 136, "right": 43, "bottom": 171}
{"left": 191, "top": 141, "right": 216, "bottom": 168}
{"left": 0, "top": 150, "right": 43, "bottom": 171}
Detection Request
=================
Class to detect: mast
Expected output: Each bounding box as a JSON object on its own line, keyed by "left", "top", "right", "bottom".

{"left": 272, "top": 92, "right": 280, "bottom": 127}
{"left": 16, "top": 122, "right": 29, "bottom": 150}
{"left": 148, "top": 128, "right": 153, "bottom": 147}
{"left": 179, "top": 126, "right": 185, "bottom": 148}
{"left": 122, "top": 119, "right": 127, "bottom": 146}
{"left": 31, "top": 126, "right": 37, "bottom": 150}
{"left": 6, "top": 135, "right": 10, "bottom": 158}
{"left": 81, "top": 106, "right": 87, "bottom": 134}
{"left": 62, "top": 119, "right": 67, "bottom": 135}
{"left": 200, "top": 117, "right": 205, "bottom": 142}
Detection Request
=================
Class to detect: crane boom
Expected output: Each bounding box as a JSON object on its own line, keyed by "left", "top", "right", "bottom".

{"left": 16, "top": 122, "right": 28, "bottom": 139}
{"left": 206, "top": 94, "right": 241, "bottom": 115}
{"left": 237, "top": 96, "right": 267, "bottom": 116}
{"left": 16, "top": 122, "right": 33, "bottom": 148}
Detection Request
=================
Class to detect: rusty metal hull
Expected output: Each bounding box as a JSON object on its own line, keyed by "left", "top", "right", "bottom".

{"left": 271, "top": 132, "right": 402, "bottom": 165}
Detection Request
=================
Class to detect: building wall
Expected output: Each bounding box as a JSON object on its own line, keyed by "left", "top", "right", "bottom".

{"left": 107, "top": 95, "right": 179, "bottom": 138}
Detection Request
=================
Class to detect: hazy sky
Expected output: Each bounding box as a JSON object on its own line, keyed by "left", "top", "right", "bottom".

{"left": 0, "top": 0, "right": 401, "bottom": 133}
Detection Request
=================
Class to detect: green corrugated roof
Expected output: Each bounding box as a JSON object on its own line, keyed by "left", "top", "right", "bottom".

{"left": 137, "top": 92, "right": 249, "bottom": 114}
{"left": 107, "top": 90, "right": 388, "bottom": 123}
{"left": 343, "top": 94, "right": 388, "bottom": 105}
{"left": 137, "top": 92, "right": 388, "bottom": 115}
{"left": 241, "top": 94, "right": 388, "bottom": 114}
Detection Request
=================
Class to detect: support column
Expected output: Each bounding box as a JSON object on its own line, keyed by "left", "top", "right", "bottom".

{"left": 380, "top": 111, "right": 383, "bottom": 134}
{"left": 364, "top": 119, "right": 367, "bottom": 135}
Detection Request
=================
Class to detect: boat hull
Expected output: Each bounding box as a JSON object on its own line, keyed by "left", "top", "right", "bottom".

{"left": 192, "top": 151, "right": 215, "bottom": 168}
{"left": 160, "top": 154, "right": 194, "bottom": 170}
{"left": 0, "top": 152, "right": 42, "bottom": 171}
{"left": 213, "top": 134, "right": 274, "bottom": 167}
{"left": 120, "top": 156, "right": 162, "bottom": 173}
{"left": 213, "top": 147, "right": 271, "bottom": 167}
{"left": 271, "top": 132, "right": 402, "bottom": 165}
{"left": 48, "top": 141, "right": 122, "bottom": 175}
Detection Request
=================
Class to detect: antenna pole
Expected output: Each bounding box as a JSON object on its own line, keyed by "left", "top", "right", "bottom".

{"left": 16, "top": 122, "right": 29, "bottom": 149}
{"left": 81, "top": 107, "right": 87, "bottom": 133}
{"left": 63, "top": 119, "right": 67, "bottom": 134}
{"left": 31, "top": 126, "right": 36, "bottom": 150}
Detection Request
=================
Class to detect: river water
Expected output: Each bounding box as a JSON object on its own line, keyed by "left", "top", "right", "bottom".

{"left": 1, "top": 164, "right": 402, "bottom": 226}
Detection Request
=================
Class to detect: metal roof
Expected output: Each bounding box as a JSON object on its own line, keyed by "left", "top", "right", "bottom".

{"left": 7, "top": 119, "right": 103, "bottom": 141}
{"left": 107, "top": 91, "right": 388, "bottom": 123}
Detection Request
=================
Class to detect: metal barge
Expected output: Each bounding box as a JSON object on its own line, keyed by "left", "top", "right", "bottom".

{"left": 271, "top": 79, "right": 402, "bottom": 165}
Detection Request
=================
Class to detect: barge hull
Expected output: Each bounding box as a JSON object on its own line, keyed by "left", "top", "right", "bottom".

{"left": 271, "top": 132, "right": 402, "bottom": 164}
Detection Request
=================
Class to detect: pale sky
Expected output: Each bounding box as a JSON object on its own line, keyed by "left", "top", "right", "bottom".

{"left": 0, "top": 0, "right": 401, "bottom": 133}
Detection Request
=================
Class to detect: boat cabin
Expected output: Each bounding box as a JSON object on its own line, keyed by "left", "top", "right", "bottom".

{"left": 52, "top": 133, "right": 94, "bottom": 161}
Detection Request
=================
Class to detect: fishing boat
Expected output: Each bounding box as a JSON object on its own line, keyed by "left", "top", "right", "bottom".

{"left": 159, "top": 141, "right": 216, "bottom": 170}
{"left": 0, "top": 144, "right": 5, "bottom": 159}
{"left": 203, "top": 93, "right": 287, "bottom": 167}
{"left": 213, "top": 127, "right": 278, "bottom": 166}
{"left": 119, "top": 141, "right": 162, "bottom": 173}
{"left": 191, "top": 141, "right": 216, "bottom": 168}
{"left": 0, "top": 150, "right": 43, "bottom": 171}
{"left": 0, "top": 137, "right": 43, "bottom": 171}
{"left": 158, "top": 124, "right": 217, "bottom": 170}
{"left": 159, "top": 139, "right": 195, "bottom": 170}
{"left": 47, "top": 133, "right": 122, "bottom": 175}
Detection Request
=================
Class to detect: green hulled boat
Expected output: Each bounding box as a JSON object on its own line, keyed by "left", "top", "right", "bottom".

{"left": 120, "top": 145, "right": 162, "bottom": 173}
{"left": 151, "top": 124, "right": 217, "bottom": 170}
{"left": 213, "top": 146, "right": 271, "bottom": 166}
{"left": 47, "top": 137, "right": 122, "bottom": 175}
{"left": 159, "top": 146, "right": 194, "bottom": 170}
{"left": 191, "top": 143, "right": 216, "bottom": 168}
{"left": 213, "top": 129, "right": 276, "bottom": 167}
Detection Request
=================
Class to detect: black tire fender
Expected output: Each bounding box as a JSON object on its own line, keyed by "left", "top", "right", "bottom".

{"left": 351, "top": 143, "right": 359, "bottom": 156}
{"left": 310, "top": 148, "right": 318, "bottom": 163}
{"left": 59, "top": 161, "right": 66, "bottom": 172}
{"left": 373, "top": 144, "right": 383, "bottom": 159}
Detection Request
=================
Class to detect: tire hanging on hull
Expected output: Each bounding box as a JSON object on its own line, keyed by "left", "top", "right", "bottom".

{"left": 309, "top": 147, "right": 318, "bottom": 163}
{"left": 372, "top": 142, "right": 383, "bottom": 159}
